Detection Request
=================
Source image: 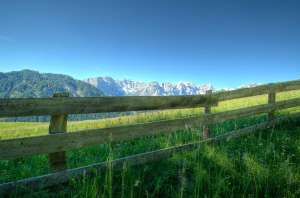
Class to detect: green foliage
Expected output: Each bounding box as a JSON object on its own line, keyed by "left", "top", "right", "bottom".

{"left": 1, "top": 89, "right": 300, "bottom": 197}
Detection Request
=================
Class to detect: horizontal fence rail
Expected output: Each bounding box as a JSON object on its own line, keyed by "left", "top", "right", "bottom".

{"left": 1, "top": 78, "right": 300, "bottom": 194}
{"left": 0, "top": 95, "right": 218, "bottom": 118}
{"left": 215, "top": 79, "right": 300, "bottom": 101}
{"left": 1, "top": 79, "right": 300, "bottom": 118}
{"left": 1, "top": 97, "right": 300, "bottom": 160}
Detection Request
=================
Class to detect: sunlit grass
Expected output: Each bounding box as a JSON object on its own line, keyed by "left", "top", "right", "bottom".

{"left": 1, "top": 89, "right": 300, "bottom": 196}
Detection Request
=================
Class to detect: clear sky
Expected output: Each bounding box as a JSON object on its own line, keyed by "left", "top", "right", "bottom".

{"left": 0, "top": 0, "right": 299, "bottom": 88}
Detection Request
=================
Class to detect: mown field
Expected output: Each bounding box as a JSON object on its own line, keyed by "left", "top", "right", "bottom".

{"left": 1, "top": 90, "right": 300, "bottom": 197}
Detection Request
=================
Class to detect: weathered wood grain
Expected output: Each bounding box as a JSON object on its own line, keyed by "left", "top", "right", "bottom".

{"left": 48, "top": 93, "right": 68, "bottom": 172}
{"left": 0, "top": 95, "right": 217, "bottom": 118}
{"left": 1, "top": 97, "right": 299, "bottom": 160}
{"left": 1, "top": 113, "right": 299, "bottom": 195}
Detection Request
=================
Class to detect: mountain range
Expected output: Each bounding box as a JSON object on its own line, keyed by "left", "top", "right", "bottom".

{"left": 0, "top": 70, "right": 264, "bottom": 100}
{"left": 84, "top": 77, "right": 213, "bottom": 96}
{"left": 0, "top": 70, "right": 215, "bottom": 98}
{"left": 0, "top": 70, "right": 103, "bottom": 98}
{"left": 0, "top": 69, "right": 257, "bottom": 121}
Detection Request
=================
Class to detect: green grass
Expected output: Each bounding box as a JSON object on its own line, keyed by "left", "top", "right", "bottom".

{"left": 1, "top": 90, "right": 300, "bottom": 197}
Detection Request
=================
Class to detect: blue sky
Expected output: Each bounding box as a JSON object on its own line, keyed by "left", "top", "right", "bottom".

{"left": 0, "top": 0, "right": 299, "bottom": 89}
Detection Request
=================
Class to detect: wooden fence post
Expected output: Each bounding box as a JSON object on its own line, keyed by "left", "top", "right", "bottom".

{"left": 203, "top": 90, "right": 212, "bottom": 139}
{"left": 48, "top": 92, "right": 69, "bottom": 172}
{"left": 268, "top": 91, "right": 276, "bottom": 121}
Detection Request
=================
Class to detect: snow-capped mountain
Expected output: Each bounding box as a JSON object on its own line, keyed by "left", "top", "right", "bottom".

{"left": 84, "top": 77, "right": 214, "bottom": 96}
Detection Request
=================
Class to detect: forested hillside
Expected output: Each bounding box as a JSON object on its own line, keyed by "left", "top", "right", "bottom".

{"left": 0, "top": 70, "right": 103, "bottom": 98}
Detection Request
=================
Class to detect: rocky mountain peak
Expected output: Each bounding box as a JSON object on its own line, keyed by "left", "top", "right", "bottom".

{"left": 84, "top": 77, "right": 214, "bottom": 96}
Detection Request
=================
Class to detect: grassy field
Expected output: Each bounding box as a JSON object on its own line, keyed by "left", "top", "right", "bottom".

{"left": 1, "top": 90, "right": 300, "bottom": 197}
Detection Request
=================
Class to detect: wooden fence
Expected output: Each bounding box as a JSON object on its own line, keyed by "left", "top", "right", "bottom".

{"left": 1, "top": 79, "right": 300, "bottom": 193}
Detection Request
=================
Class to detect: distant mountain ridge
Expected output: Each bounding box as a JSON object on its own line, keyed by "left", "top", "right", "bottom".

{"left": 0, "top": 70, "right": 103, "bottom": 98}
{"left": 0, "top": 70, "right": 260, "bottom": 99}
{"left": 0, "top": 69, "right": 261, "bottom": 122}
{"left": 84, "top": 76, "right": 214, "bottom": 96}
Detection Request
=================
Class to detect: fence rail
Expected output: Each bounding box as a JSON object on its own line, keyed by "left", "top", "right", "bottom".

{"left": 215, "top": 79, "right": 300, "bottom": 101}
{"left": 1, "top": 79, "right": 300, "bottom": 118}
{"left": 1, "top": 97, "right": 300, "bottom": 160}
{"left": 1, "top": 78, "right": 300, "bottom": 194}
{"left": 0, "top": 95, "right": 217, "bottom": 118}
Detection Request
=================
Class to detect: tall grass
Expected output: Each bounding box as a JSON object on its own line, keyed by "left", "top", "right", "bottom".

{"left": 1, "top": 90, "right": 300, "bottom": 197}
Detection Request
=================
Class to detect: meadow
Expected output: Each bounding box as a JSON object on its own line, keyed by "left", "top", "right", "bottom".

{"left": 1, "top": 90, "right": 300, "bottom": 197}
